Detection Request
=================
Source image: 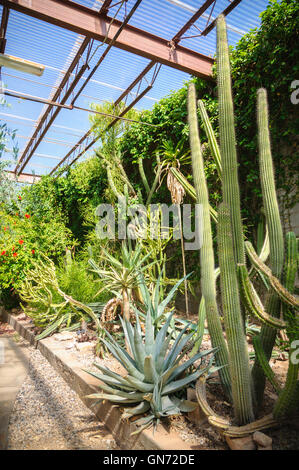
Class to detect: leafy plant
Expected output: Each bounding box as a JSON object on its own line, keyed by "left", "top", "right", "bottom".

{"left": 56, "top": 253, "right": 108, "bottom": 305}
{"left": 135, "top": 272, "right": 192, "bottom": 330}
{"left": 17, "top": 256, "right": 102, "bottom": 337}
{"left": 89, "top": 241, "right": 155, "bottom": 322}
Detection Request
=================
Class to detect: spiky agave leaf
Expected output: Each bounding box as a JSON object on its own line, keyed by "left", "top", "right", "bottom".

{"left": 85, "top": 279, "right": 217, "bottom": 434}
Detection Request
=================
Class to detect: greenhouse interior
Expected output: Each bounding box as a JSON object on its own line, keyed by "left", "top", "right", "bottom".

{"left": 0, "top": 0, "right": 298, "bottom": 454}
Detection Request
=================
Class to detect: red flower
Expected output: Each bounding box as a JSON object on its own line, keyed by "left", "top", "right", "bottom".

{"left": 3, "top": 226, "right": 8, "bottom": 231}
{"left": 18, "top": 196, "right": 22, "bottom": 200}
{"left": 16, "top": 213, "right": 19, "bottom": 217}
{"left": 18, "top": 239, "right": 24, "bottom": 245}
{"left": 13, "top": 252, "right": 18, "bottom": 257}
{"left": 25, "top": 214, "right": 31, "bottom": 219}
{"left": 31, "top": 249, "right": 35, "bottom": 255}
{"left": 1, "top": 251, "right": 6, "bottom": 256}
{"left": 12, "top": 246, "right": 15, "bottom": 252}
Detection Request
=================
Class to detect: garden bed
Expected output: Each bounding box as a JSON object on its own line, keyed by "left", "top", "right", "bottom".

{"left": 3, "top": 310, "right": 299, "bottom": 450}
{"left": 2, "top": 311, "right": 197, "bottom": 450}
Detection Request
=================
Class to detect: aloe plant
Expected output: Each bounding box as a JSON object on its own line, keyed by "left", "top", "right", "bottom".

{"left": 85, "top": 281, "right": 219, "bottom": 434}
{"left": 89, "top": 241, "right": 155, "bottom": 322}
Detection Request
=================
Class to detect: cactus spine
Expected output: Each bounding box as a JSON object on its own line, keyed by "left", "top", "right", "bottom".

{"left": 218, "top": 203, "right": 254, "bottom": 425}
{"left": 217, "top": 15, "right": 245, "bottom": 267}
{"left": 188, "top": 82, "right": 231, "bottom": 398}
{"left": 252, "top": 88, "right": 285, "bottom": 407}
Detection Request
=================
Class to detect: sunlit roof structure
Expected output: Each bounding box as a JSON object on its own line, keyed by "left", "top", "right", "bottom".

{"left": 0, "top": 0, "right": 269, "bottom": 182}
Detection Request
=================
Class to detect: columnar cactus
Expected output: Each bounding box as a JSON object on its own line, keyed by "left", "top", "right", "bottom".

{"left": 218, "top": 203, "right": 254, "bottom": 424}
{"left": 188, "top": 14, "right": 299, "bottom": 430}
{"left": 251, "top": 88, "right": 285, "bottom": 407}
{"left": 273, "top": 232, "right": 298, "bottom": 418}
{"left": 188, "top": 82, "right": 231, "bottom": 398}
{"left": 217, "top": 15, "right": 245, "bottom": 267}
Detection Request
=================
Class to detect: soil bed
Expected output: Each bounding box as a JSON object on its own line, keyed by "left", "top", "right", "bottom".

{"left": 2, "top": 311, "right": 299, "bottom": 450}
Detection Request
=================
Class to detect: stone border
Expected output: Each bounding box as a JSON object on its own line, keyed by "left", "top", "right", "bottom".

{"left": 3, "top": 312, "right": 198, "bottom": 451}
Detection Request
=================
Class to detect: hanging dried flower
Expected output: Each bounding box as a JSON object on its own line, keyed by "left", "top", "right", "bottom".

{"left": 167, "top": 169, "right": 185, "bottom": 204}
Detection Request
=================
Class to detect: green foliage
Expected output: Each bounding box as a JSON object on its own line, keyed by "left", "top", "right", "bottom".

{"left": 17, "top": 256, "right": 103, "bottom": 338}
{"left": 134, "top": 272, "right": 192, "bottom": 330}
{"left": 56, "top": 255, "right": 107, "bottom": 305}
{"left": 188, "top": 82, "right": 231, "bottom": 399}
{"left": 20, "top": 157, "right": 107, "bottom": 243}
{"left": 89, "top": 241, "right": 155, "bottom": 321}
{"left": 120, "top": 79, "right": 219, "bottom": 206}
{"left": 229, "top": 0, "right": 299, "bottom": 225}
{"left": 0, "top": 205, "right": 73, "bottom": 294}
{"left": 120, "top": 0, "right": 299, "bottom": 232}
{"left": 189, "top": 14, "right": 298, "bottom": 427}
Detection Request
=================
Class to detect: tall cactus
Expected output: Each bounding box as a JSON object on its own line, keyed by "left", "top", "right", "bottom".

{"left": 188, "top": 82, "right": 231, "bottom": 398}
{"left": 218, "top": 203, "right": 254, "bottom": 424}
{"left": 217, "top": 15, "right": 245, "bottom": 267}
{"left": 251, "top": 88, "right": 285, "bottom": 407}
{"left": 187, "top": 15, "right": 298, "bottom": 430}
{"left": 273, "top": 232, "right": 298, "bottom": 418}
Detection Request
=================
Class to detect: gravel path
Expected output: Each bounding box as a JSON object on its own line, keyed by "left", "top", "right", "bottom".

{"left": 7, "top": 345, "right": 118, "bottom": 450}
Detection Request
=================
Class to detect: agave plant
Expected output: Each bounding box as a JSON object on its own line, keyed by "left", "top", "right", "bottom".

{"left": 85, "top": 306, "right": 218, "bottom": 434}
{"left": 135, "top": 271, "right": 192, "bottom": 330}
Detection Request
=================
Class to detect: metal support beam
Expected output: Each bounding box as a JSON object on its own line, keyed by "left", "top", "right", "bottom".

{"left": 49, "top": 0, "right": 229, "bottom": 176}
{"left": 14, "top": 37, "right": 91, "bottom": 174}
{"left": 202, "top": 0, "right": 243, "bottom": 36}
{"left": 14, "top": 0, "right": 117, "bottom": 175}
{"left": 14, "top": 0, "right": 143, "bottom": 175}
{"left": 6, "top": 170, "right": 41, "bottom": 183}
{"left": 1, "top": 0, "right": 214, "bottom": 78}
{"left": 172, "top": 0, "right": 215, "bottom": 44}
{"left": 50, "top": 73, "right": 158, "bottom": 176}
{"left": 0, "top": 6, "right": 9, "bottom": 54}
{"left": 100, "top": 0, "right": 114, "bottom": 16}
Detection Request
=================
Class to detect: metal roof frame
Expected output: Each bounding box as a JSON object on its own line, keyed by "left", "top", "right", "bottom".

{"left": 0, "top": 0, "right": 246, "bottom": 182}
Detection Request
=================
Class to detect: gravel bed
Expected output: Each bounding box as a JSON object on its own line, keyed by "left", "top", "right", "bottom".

{"left": 7, "top": 346, "right": 118, "bottom": 450}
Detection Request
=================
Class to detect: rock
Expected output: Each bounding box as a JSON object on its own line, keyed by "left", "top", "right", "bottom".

{"left": 225, "top": 435, "right": 256, "bottom": 451}
{"left": 253, "top": 431, "right": 272, "bottom": 449}
{"left": 186, "top": 388, "right": 208, "bottom": 426}
{"left": 54, "top": 332, "right": 75, "bottom": 341}
{"left": 75, "top": 342, "right": 95, "bottom": 354}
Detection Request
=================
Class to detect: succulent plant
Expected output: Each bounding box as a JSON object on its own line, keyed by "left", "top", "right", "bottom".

{"left": 85, "top": 280, "right": 219, "bottom": 434}
{"left": 188, "top": 15, "right": 298, "bottom": 429}
{"left": 89, "top": 241, "right": 155, "bottom": 323}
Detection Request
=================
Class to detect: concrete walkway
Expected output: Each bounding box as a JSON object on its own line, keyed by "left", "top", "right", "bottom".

{"left": 0, "top": 335, "right": 30, "bottom": 450}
